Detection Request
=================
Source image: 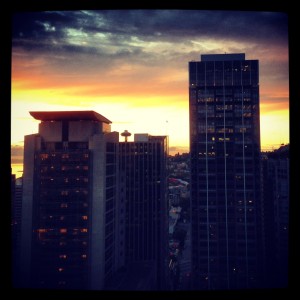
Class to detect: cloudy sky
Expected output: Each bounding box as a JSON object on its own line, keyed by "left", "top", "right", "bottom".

{"left": 11, "top": 9, "right": 289, "bottom": 174}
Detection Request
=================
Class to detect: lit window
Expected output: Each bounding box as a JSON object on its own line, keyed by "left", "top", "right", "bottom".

{"left": 60, "top": 216, "right": 65, "bottom": 220}
{"left": 81, "top": 254, "right": 87, "bottom": 259}
{"left": 81, "top": 228, "right": 88, "bottom": 233}
{"left": 60, "top": 228, "right": 67, "bottom": 234}
{"left": 82, "top": 216, "right": 88, "bottom": 220}
{"left": 64, "top": 178, "right": 69, "bottom": 183}
{"left": 58, "top": 268, "right": 64, "bottom": 272}
{"left": 59, "top": 254, "right": 67, "bottom": 259}
{"left": 40, "top": 154, "right": 49, "bottom": 160}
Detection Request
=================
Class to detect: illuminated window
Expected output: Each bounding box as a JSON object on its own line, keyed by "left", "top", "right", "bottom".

{"left": 82, "top": 216, "right": 88, "bottom": 220}
{"left": 62, "top": 154, "right": 69, "bottom": 159}
{"left": 81, "top": 254, "right": 87, "bottom": 259}
{"left": 58, "top": 267, "right": 64, "bottom": 272}
{"left": 64, "top": 178, "right": 69, "bottom": 183}
{"left": 81, "top": 228, "right": 88, "bottom": 233}
{"left": 83, "top": 166, "right": 89, "bottom": 170}
{"left": 60, "top": 216, "right": 65, "bottom": 220}
{"left": 60, "top": 228, "right": 67, "bottom": 234}
{"left": 40, "top": 154, "right": 49, "bottom": 160}
{"left": 59, "top": 254, "right": 67, "bottom": 259}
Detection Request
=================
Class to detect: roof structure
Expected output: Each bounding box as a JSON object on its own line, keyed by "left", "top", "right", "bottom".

{"left": 29, "top": 111, "right": 112, "bottom": 124}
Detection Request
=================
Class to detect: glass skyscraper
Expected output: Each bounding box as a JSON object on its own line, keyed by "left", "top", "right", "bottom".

{"left": 189, "top": 53, "right": 263, "bottom": 289}
{"left": 119, "top": 134, "right": 169, "bottom": 290}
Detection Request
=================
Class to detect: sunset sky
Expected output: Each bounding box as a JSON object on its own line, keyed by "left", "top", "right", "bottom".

{"left": 11, "top": 10, "right": 289, "bottom": 176}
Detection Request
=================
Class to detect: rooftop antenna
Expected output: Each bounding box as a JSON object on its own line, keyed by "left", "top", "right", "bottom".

{"left": 121, "top": 130, "right": 131, "bottom": 142}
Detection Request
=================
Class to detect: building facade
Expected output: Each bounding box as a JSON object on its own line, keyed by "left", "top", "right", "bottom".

{"left": 118, "top": 134, "right": 169, "bottom": 290}
{"left": 189, "top": 53, "right": 263, "bottom": 289}
{"left": 20, "top": 111, "right": 124, "bottom": 289}
{"left": 262, "top": 145, "right": 289, "bottom": 288}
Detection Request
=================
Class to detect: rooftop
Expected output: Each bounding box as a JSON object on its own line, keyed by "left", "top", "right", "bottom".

{"left": 201, "top": 53, "right": 245, "bottom": 62}
{"left": 30, "top": 111, "right": 112, "bottom": 124}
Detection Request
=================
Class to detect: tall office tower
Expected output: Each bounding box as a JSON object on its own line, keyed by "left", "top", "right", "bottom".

{"left": 262, "top": 144, "right": 289, "bottom": 288}
{"left": 118, "top": 134, "right": 168, "bottom": 290}
{"left": 20, "top": 111, "right": 124, "bottom": 290}
{"left": 189, "top": 54, "right": 263, "bottom": 289}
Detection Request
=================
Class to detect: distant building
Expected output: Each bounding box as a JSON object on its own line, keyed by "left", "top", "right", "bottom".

{"left": 189, "top": 53, "right": 263, "bottom": 289}
{"left": 262, "top": 144, "right": 289, "bottom": 288}
{"left": 11, "top": 174, "right": 23, "bottom": 287}
{"left": 20, "top": 111, "right": 124, "bottom": 289}
{"left": 118, "top": 133, "right": 169, "bottom": 290}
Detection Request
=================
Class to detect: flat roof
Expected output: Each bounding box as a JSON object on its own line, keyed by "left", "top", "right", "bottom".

{"left": 30, "top": 111, "right": 112, "bottom": 124}
{"left": 201, "top": 53, "right": 245, "bottom": 61}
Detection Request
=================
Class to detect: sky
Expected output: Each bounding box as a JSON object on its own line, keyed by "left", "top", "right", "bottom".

{"left": 11, "top": 9, "right": 289, "bottom": 176}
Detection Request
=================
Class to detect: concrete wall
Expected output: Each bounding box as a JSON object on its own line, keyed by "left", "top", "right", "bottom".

{"left": 39, "top": 122, "right": 62, "bottom": 141}
{"left": 89, "top": 133, "right": 106, "bottom": 289}
{"left": 20, "top": 134, "right": 41, "bottom": 287}
{"left": 69, "top": 121, "right": 102, "bottom": 142}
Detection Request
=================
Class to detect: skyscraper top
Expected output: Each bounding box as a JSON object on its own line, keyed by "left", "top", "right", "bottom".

{"left": 29, "top": 110, "right": 112, "bottom": 124}
{"left": 201, "top": 53, "right": 245, "bottom": 62}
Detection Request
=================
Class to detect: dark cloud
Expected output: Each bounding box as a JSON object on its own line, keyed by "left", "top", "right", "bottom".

{"left": 12, "top": 10, "right": 288, "bottom": 52}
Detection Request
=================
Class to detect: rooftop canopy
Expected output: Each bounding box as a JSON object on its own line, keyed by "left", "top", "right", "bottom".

{"left": 29, "top": 110, "right": 112, "bottom": 124}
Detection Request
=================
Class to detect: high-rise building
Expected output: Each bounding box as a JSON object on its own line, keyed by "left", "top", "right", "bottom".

{"left": 118, "top": 133, "right": 169, "bottom": 290}
{"left": 262, "top": 144, "right": 289, "bottom": 288}
{"left": 189, "top": 53, "right": 263, "bottom": 289}
{"left": 19, "top": 111, "right": 124, "bottom": 289}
